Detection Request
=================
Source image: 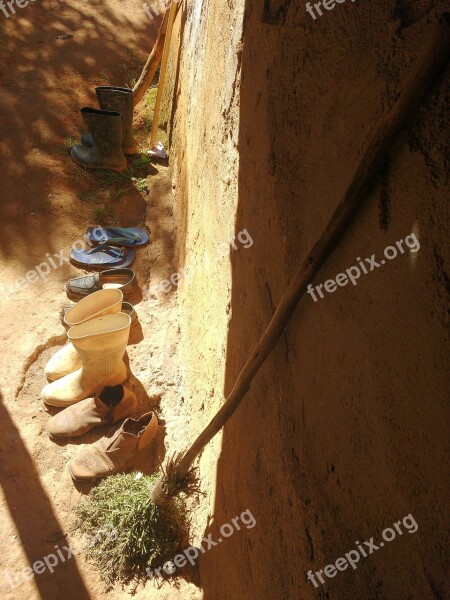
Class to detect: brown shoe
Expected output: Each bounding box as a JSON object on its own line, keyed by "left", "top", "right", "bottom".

{"left": 67, "top": 412, "right": 158, "bottom": 481}
{"left": 47, "top": 385, "right": 137, "bottom": 439}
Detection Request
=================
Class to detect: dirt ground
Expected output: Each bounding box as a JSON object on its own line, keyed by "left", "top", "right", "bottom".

{"left": 0, "top": 1, "right": 202, "bottom": 598}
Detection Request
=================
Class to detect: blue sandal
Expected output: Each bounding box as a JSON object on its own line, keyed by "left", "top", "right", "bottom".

{"left": 85, "top": 226, "right": 149, "bottom": 247}
{"left": 69, "top": 245, "right": 136, "bottom": 270}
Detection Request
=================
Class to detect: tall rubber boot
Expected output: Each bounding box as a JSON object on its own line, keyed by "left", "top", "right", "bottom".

{"left": 71, "top": 108, "right": 127, "bottom": 172}
{"left": 81, "top": 87, "right": 137, "bottom": 155}
{"left": 42, "top": 313, "right": 131, "bottom": 407}
{"left": 45, "top": 289, "right": 123, "bottom": 382}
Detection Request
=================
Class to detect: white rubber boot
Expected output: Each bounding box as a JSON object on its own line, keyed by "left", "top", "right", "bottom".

{"left": 45, "top": 289, "right": 123, "bottom": 381}
{"left": 42, "top": 313, "right": 131, "bottom": 407}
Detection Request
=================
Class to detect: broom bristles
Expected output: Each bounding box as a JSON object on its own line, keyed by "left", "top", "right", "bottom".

{"left": 72, "top": 470, "right": 190, "bottom": 587}
{"left": 159, "top": 452, "right": 202, "bottom": 498}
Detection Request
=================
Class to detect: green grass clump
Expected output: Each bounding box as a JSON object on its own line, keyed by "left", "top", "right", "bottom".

{"left": 89, "top": 168, "right": 132, "bottom": 188}
{"left": 73, "top": 471, "right": 189, "bottom": 587}
{"left": 92, "top": 206, "right": 106, "bottom": 222}
{"left": 55, "top": 135, "right": 78, "bottom": 155}
{"left": 77, "top": 190, "right": 97, "bottom": 203}
{"left": 142, "top": 86, "right": 158, "bottom": 129}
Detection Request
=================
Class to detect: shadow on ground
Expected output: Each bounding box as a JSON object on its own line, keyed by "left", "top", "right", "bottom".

{"left": 0, "top": 393, "right": 92, "bottom": 599}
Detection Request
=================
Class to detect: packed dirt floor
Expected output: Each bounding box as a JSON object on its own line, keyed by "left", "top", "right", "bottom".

{"left": 0, "top": 1, "right": 201, "bottom": 598}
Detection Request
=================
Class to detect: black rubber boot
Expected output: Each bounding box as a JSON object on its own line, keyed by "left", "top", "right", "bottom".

{"left": 80, "top": 87, "right": 137, "bottom": 155}
{"left": 71, "top": 108, "right": 127, "bottom": 172}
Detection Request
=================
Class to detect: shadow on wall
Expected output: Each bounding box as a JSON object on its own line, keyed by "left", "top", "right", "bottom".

{"left": 0, "top": 0, "right": 156, "bottom": 268}
{"left": 199, "top": 1, "right": 449, "bottom": 599}
{"left": 0, "top": 393, "right": 91, "bottom": 599}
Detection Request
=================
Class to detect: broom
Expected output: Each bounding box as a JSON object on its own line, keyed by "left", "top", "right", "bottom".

{"left": 75, "top": 14, "right": 450, "bottom": 585}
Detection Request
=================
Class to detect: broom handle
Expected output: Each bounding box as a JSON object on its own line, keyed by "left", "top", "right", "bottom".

{"left": 150, "top": 0, "right": 178, "bottom": 147}
{"left": 172, "top": 14, "right": 450, "bottom": 486}
{"left": 133, "top": 11, "right": 170, "bottom": 107}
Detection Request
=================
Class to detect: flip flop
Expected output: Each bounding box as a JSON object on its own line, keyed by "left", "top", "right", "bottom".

{"left": 64, "top": 268, "right": 138, "bottom": 301}
{"left": 69, "top": 245, "right": 135, "bottom": 270}
{"left": 86, "top": 227, "right": 149, "bottom": 247}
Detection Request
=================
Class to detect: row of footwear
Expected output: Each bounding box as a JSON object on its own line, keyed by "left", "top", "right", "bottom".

{"left": 42, "top": 288, "right": 158, "bottom": 482}
{"left": 41, "top": 222, "right": 156, "bottom": 481}
{"left": 61, "top": 225, "right": 148, "bottom": 324}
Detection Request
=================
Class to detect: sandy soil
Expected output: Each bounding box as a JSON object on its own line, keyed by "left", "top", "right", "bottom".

{"left": 0, "top": 1, "right": 201, "bottom": 598}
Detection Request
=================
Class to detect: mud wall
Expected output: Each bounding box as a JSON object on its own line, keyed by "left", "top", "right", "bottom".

{"left": 160, "top": 0, "right": 246, "bottom": 503}
{"left": 162, "top": 1, "right": 449, "bottom": 598}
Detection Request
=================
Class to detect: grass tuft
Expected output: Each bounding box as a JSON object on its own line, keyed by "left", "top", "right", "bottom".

{"left": 77, "top": 190, "right": 97, "bottom": 203}
{"left": 72, "top": 471, "right": 189, "bottom": 587}
{"left": 55, "top": 135, "right": 78, "bottom": 155}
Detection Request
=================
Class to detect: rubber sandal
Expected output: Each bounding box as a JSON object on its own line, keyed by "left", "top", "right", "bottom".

{"left": 64, "top": 268, "right": 138, "bottom": 301}
{"left": 69, "top": 245, "right": 135, "bottom": 270}
{"left": 86, "top": 226, "right": 149, "bottom": 247}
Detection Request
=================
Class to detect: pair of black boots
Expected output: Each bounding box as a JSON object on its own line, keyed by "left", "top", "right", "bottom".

{"left": 71, "top": 87, "right": 137, "bottom": 173}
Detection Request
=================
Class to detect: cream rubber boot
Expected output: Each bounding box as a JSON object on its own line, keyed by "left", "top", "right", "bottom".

{"left": 42, "top": 313, "right": 131, "bottom": 407}
{"left": 47, "top": 384, "right": 137, "bottom": 439}
{"left": 67, "top": 412, "right": 158, "bottom": 481}
{"left": 45, "top": 289, "right": 123, "bottom": 382}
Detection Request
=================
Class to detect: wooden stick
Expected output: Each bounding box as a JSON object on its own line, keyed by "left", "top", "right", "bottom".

{"left": 156, "top": 13, "right": 450, "bottom": 497}
{"left": 150, "top": 0, "right": 178, "bottom": 147}
{"left": 132, "top": 11, "right": 170, "bottom": 107}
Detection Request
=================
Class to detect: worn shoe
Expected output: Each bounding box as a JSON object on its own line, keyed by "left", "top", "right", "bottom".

{"left": 47, "top": 385, "right": 137, "bottom": 439}
{"left": 67, "top": 412, "right": 158, "bottom": 481}
{"left": 64, "top": 268, "right": 138, "bottom": 301}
